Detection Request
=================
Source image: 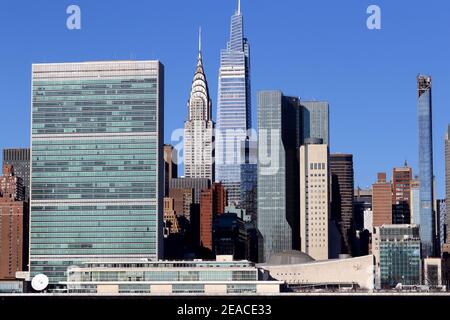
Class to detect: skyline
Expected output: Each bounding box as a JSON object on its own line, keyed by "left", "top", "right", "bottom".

{"left": 0, "top": 0, "right": 449, "bottom": 197}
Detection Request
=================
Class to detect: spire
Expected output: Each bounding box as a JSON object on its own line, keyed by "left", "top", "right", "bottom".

{"left": 237, "top": 0, "right": 241, "bottom": 15}
{"left": 198, "top": 26, "right": 202, "bottom": 53}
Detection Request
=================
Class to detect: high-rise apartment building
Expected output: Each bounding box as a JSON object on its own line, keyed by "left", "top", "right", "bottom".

{"left": 164, "top": 144, "right": 178, "bottom": 197}
{"left": 184, "top": 30, "right": 214, "bottom": 182}
{"left": 299, "top": 139, "right": 330, "bottom": 260}
{"left": 30, "top": 61, "right": 164, "bottom": 285}
{"left": 372, "top": 173, "right": 392, "bottom": 227}
{"left": 446, "top": 125, "right": 450, "bottom": 243}
{"left": 216, "top": 2, "right": 251, "bottom": 206}
{"left": 257, "top": 91, "right": 301, "bottom": 262}
{"left": 330, "top": 154, "right": 354, "bottom": 255}
{"left": 392, "top": 164, "right": 413, "bottom": 224}
{"left": 3, "top": 149, "right": 30, "bottom": 200}
{"left": 0, "top": 165, "right": 27, "bottom": 280}
{"left": 437, "top": 200, "right": 446, "bottom": 250}
{"left": 417, "top": 75, "right": 435, "bottom": 257}
{"left": 301, "top": 101, "right": 329, "bottom": 146}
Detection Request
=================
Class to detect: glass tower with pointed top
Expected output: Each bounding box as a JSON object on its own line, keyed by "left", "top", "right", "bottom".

{"left": 215, "top": 1, "right": 251, "bottom": 206}
{"left": 417, "top": 75, "right": 435, "bottom": 258}
{"left": 184, "top": 30, "right": 215, "bottom": 182}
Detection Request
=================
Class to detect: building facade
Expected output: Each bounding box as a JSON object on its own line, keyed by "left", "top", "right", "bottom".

{"left": 215, "top": 2, "right": 251, "bottom": 206}
{"left": 62, "top": 256, "right": 282, "bottom": 295}
{"left": 392, "top": 165, "right": 412, "bottom": 224}
{"left": 200, "top": 183, "right": 227, "bottom": 251}
{"left": 330, "top": 154, "right": 354, "bottom": 255}
{"left": 417, "top": 75, "right": 435, "bottom": 257}
{"left": 373, "top": 225, "right": 421, "bottom": 288}
{"left": 184, "top": 31, "right": 214, "bottom": 182}
{"left": 446, "top": 125, "right": 450, "bottom": 243}
{"left": 30, "top": 61, "right": 164, "bottom": 286}
{"left": 372, "top": 173, "right": 392, "bottom": 227}
{"left": 410, "top": 178, "right": 420, "bottom": 225}
{"left": 0, "top": 165, "right": 27, "bottom": 280}
{"left": 3, "top": 149, "right": 30, "bottom": 201}
{"left": 301, "top": 101, "right": 329, "bottom": 146}
{"left": 299, "top": 140, "right": 330, "bottom": 260}
{"left": 164, "top": 145, "right": 178, "bottom": 197}
{"left": 257, "top": 91, "right": 301, "bottom": 262}
{"left": 240, "top": 139, "right": 257, "bottom": 224}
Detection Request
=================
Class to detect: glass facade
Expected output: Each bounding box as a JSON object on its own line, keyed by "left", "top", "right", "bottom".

{"left": 417, "top": 75, "right": 434, "bottom": 257}
{"left": 63, "top": 260, "right": 264, "bottom": 294}
{"left": 301, "top": 101, "right": 329, "bottom": 146}
{"left": 30, "top": 61, "right": 164, "bottom": 285}
{"left": 257, "top": 91, "right": 301, "bottom": 262}
{"left": 378, "top": 225, "right": 421, "bottom": 288}
{"left": 216, "top": 5, "right": 251, "bottom": 206}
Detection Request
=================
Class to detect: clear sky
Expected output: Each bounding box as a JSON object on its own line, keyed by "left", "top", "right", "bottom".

{"left": 0, "top": 0, "right": 448, "bottom": 197}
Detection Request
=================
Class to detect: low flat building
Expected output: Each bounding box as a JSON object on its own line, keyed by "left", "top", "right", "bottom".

{"left": 61, "top": 256, "right": 282, "bottom": 295}
{"left": 258, "top": 251, "right": 374, "bottom": 291}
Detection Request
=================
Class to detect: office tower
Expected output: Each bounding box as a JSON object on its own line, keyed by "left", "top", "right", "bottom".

{"left": 30, "top": 61, "right": 164, "bottom": 285}
{"left": 410, "top": 178, "right": 421, "bottom": 225}
{"left": 372, "top": 225, "right": 421, "bottom": 288}
{"left": 301, "top": 101, "right": 329, "bottom": 145}
{"left": 163, "top": 197, "right": 180, "bottom": 236}
{"left": 3, "top": 149, "right": 30, "bottom": 200}
{"left": 446, "top": 125, "right": 450, "bottom": 243}
{"left": 372, "top": 173, "right": 392, "bottom": 227}
{"left": 299, "top": 139, "right": 330, "bottom": 260}
{"left": 213, "top": 212, "right": 247, "bottom": 260}
{"left": 164, "top": 144, "right": 178, "bottom": 197}
{"left": 216, "top": 1, "right": 251, "bottom": 206}
{"left": 184, "top": 30, "right": 214, "bottom": 182}
{"left": 200, "top": 183, "right": 226, "bottom": 251}
{"left": 423, "top": 258, "right": 443, "bottom": 287}
{"left": 169, "top": 178, "right": 210, "bottom": 204}
{"left": 437, "top": 200, "right": 446, "bottom": 250}
{"left": 257, "top": 91, "right": 301, "bottom": 262}
{"left": 417, "top": 75, "right": 435, "bottom": 257}
{"left": 0, "top": 165, "right": 27, "bottom": 280}
{"left": 392, "top": 164, "right": 413, "bottom": 224}
{"left": 354, "top": 188, "right": 372, "bottom": 231}
{"left": 330, "top": 154, "right": 354, "bottom": 255}
{"left": 169, "top": 188, "right": 194, "bottom": 221}
{"left": 240, "top": 139, "right": 257, "bottom": 223}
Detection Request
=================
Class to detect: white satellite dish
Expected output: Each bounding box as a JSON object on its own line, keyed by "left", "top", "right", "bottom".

{"left": 31, "top": 274, "right": 49, "bottom": 291}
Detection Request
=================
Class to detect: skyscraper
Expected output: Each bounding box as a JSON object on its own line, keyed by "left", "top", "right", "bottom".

{"left": 0, "top": 165, "right": 27, "bottom": 280}
{"left": 30, "top": 61, "right": 164, "bottom": 285}
{"left": 216, "top": 1, "right": 251, "bottom": 206}
{"left": 200, "top": 183, "right": 226, "bottom": 251}
{"left": 392, "top": 164, "right": 413, "bottom": 224}
{"left": 240, "top": 139, "right": 257, "bottom": 223}
{"left": 330, "top": 154, "right": 354, "bottom": 255}
{"left": 301, "top": 101, "right": 330, "bottom": 145}
{"left": 164, "top": 144, "right": 178, "bottom": 197}
{"left": 184, "top": 29, "right": 214, "bottom": 182}
{"left": 299, "top": 139, "right": 330, "bottom": 260}
{"left": 417, "top": 75, "right": 435, "bottom": 257}
{"left": 446, "top": 125, "right": 450, "bottom": 243}
{"left": 257, "top": 91, "right": 301, "bottom": 262}
{"left": 3, "top": 148, "right": 30, "bottom": 200}
{"left": 410, "top": 178, "right": 421, "bottom": 225}
{"left": 372, "top": 173, "right": 392, "bottom": 227}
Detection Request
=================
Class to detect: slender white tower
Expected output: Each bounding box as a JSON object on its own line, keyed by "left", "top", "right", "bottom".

{"left": 184, "top": 28, "right": 215, "bottom": 182}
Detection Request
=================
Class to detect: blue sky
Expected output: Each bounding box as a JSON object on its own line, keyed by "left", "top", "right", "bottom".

{"left": 0, "top": 0, "right": 448, "bottom": 197}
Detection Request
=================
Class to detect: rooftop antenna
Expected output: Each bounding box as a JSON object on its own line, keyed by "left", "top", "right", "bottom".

{"left": 199, "top": 26, "right": 202, "bottom": 52}
{"left": 237, "top": 0, "right": 241, "bottom": 15}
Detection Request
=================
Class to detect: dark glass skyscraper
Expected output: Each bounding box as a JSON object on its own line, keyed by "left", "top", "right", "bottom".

{"left": 257, "top": 91, "right": 301, "bottom": 262}
{"left": 30, "top": 61, "right": 164, "bottom": 285}
{"left": 417, "top": 75, "right": 435, "bottom": 257}
{"left": 216, "top": 1, "right": 251, "bottom": 206}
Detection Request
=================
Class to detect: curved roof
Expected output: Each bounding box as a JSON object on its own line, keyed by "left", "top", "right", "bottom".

{"left": 265, "top": 251, "right": 315, "bottom": 266}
